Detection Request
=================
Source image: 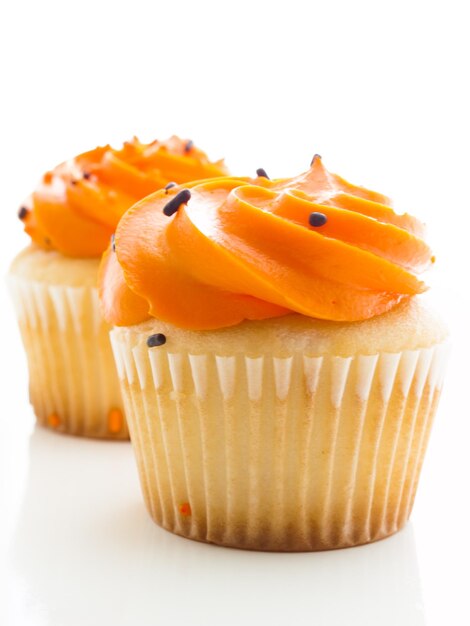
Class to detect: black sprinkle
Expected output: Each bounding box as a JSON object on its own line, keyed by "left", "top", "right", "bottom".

{"left": 256, "top": 168, "right": 269, "bottom": 179}
{"left": 71, "top": 179, "right": 77, "bottom": 186}
{"left": 18, "top": 206, "right": 29, "bottom": 220}
{"left": 163, "top": 188, "right": 191, "bottom": 216}
{"left": 310, "top": 153, "right": 322, "bottom": 166}
{"left": 44, "top": 237, "right": 52, "bottom": 246}
{"left": 309, "top": 212, "right": 328, "bottom": 227}
{"left": 111, "top": 234, "right": 115, "bottom": 252}
{"left": 83, "top": 171, "right": 91, "bottom": 180}
{"left": 184, "top": 140, "right": 194, "bottom": 153}
{"left": 147, "top": 333, "right": 167, "bottom": 348}
{"left": 164, "top": 181, "right": 177, "bottom": 194}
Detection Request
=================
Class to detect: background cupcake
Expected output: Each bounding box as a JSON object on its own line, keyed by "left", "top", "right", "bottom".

{"left": 100, "top": 158, "right": 449, "bottom": 550}
{"left": 9, "top": 137, "right": 228, "bottom": 439}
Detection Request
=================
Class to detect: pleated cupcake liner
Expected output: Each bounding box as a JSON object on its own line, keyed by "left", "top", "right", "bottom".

{"left": 111, "top": 327, "right": 449, "bottom": 551}
{"left": 9, "top": 276, "right": 128, "bottom": 439}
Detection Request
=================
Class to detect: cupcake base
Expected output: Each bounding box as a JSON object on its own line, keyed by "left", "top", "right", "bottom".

{"left": 9, "top": 246, "right": 128, "bottom": 439}
{"left": 110, "top": 302, "right": 449, "bottom": 551}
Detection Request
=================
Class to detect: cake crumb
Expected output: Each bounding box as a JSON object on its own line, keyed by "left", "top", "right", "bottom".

{"left": 108, "top": 408, "right": 123, "bottom": 433}
{"left": 47, "top": 413, "right": 61, "bottom": 428}
{"left": 179, "top": 502, "right": 192, "bottom": 517}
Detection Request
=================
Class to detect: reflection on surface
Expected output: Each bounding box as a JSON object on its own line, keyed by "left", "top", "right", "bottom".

{"left": 8, "top": 427, "right": 426, "bottom": 626}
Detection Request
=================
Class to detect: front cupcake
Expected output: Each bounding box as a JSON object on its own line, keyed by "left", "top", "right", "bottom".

{"left": 9, "top": 137, "right": 228, "bottom": 439}
{"left": 100, "top": 158, "right": 449, "bottom": 549}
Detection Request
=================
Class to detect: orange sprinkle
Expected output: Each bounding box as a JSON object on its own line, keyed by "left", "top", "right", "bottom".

{"left": 47, "top": 413, "right": 61, "bottom": 428}
{"left": 108, "top": 408, "right": 124, "bottom": 434}
{"left": 179, "top": 502, "right": 192, "bottom": 517}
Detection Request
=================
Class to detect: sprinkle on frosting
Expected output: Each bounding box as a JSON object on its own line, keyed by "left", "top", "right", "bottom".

{"left": 147, "top": 333, "right": 167, "bottom": 348}
{"left": 164, "top": 181, "right": 177, "bottom": 194}
{"left": 256, "top": 168, "right": 270, "bottom": 179}
{"left": 309, "top": 212, "right": 328, "bottom": 227}
{"left": 111, "top": 233, "right": 116, "bottom": 252}
{"left": 163, "top": 189, "right": 191, "bottom": 216}
{"left": 184, "top": 140, "right": 194, "bottom": 153}
{"left": 310, "top": 153, "right": 322, "bottom": 165}
{"left": 18, "top": 206, "right": 29, "bottom": 220}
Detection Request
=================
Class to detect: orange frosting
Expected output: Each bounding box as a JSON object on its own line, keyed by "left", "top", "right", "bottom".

{"left": 20, "top": 136, "right": 228, "bottom": 258}
{"left": 99, "top": 157, "right": 432, "bottom": 329}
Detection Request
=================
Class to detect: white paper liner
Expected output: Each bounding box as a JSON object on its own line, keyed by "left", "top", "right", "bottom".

{"left": 111, "top": 327, "right": 449, "bottom": 551}
{"left": 9, "top": 276, "right": 127, "bottom": 439}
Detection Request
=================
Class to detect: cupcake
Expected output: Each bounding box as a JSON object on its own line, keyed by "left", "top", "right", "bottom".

{"left": 100, "top": 158, "right": 449, "bottom": 549}
{"left": 9, "top": 137, "right": 228, "bottom": 439}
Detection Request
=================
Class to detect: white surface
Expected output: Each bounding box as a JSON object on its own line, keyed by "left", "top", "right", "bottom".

{"left": 1, "top": 318, "right": 469, "bottom": 626}
{"left": 1, "top": 1, "right": 470, "bottom": 624}
{"left": 0, "top": 432, "right": 439, "bottom": 626}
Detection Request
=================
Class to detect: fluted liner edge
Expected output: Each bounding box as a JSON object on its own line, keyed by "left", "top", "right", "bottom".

{"left": 9, "top": 276, "right": 127, "bottom": 439}
{"left": 111, "top": 328, "right": 449, "bottom": 551}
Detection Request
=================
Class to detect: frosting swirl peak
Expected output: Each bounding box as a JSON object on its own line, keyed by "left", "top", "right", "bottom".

{"left": 99, "top": 157, "right": 432, "bottom": 329}
{"left": 20, "top": 136, "right": 228, "bottom": 258}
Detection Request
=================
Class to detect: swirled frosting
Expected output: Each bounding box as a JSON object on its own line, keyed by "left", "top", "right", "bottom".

{"left": 19, "top": 136, "right": 228, "bottom": 257}
{"left": 99, "top": 157, "right": 432, "bottom": 329}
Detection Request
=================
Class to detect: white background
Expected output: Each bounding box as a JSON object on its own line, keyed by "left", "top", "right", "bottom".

{"left": 0, "top": 1, "right": 469, "bottom": 625}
